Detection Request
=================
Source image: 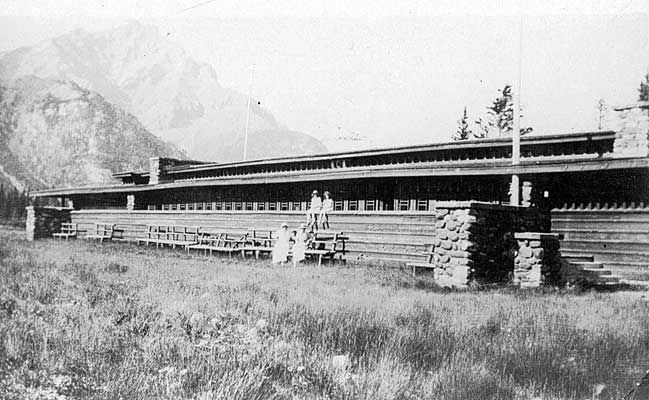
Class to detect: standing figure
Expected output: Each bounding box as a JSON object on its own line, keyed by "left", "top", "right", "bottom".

{"left": 306, "top": 190, "right": 322, "bottom": 230}
{"left": 319, "top": 191, "right": 333, "bottom": 230}
{"left": 272, "top": 222, "right": 291, "bottom": 264}
{"left": 292, "top": 224, "right": 310, "bottom": 267}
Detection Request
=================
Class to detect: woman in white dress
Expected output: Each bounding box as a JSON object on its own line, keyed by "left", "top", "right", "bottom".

{"left": 292, "top": 224, "right": 310, "bottom": 267}
{"left": 272, "top": 223, "right": 291, "bottom": 264}
{"left": 319, "top": 191, "right": 333, "bottom": 230}
{"left": 306, "top": 190, "right": 322, "bottom": 229}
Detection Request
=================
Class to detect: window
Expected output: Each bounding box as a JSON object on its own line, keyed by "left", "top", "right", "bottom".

{"left": 348, "top": 200, "right": 358, "bottom": 211}
{"left": 365, "top": 200, "right": 376, "bottom": 211}
{"left": 245, "top": 202, "right": 254, "bottom": 210}
{"left": 334, "top": 200, "right": 343, "bottom": 211}
{"left": 258, "top": 202, "right": 266, "bottom": 211}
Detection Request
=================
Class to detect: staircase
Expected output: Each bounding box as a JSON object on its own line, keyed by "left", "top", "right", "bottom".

{"left": 552, "top": 205, "right": 649, "bottom": 285}
{"left": 561, "top": 255, "right": 621, "bottom": 286}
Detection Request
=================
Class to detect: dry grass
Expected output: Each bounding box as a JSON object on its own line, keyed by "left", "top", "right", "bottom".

{"left": 1, "top": 228, "right": 649, "bottom": 399}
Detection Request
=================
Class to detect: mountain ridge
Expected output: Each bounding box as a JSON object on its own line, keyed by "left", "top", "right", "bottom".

{"left": 0, "top": 21, "right": 327, "bottom": 162}
{"left": 0, "top": 76, "right": 186, "bottom": 190}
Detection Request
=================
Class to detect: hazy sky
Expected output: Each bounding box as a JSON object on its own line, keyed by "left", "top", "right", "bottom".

{"left": 1, "top": 1, "right": 649, "bottom": 150}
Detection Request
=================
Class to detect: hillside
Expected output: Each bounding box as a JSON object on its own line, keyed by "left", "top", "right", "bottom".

{"left": 0, "top": 76, "right": 185, "bottom": 190}
{"left": 0, "top": 21, "right": 327, "bottom": 162}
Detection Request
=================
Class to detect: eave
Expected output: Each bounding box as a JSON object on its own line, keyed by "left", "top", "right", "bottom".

{"left": 32, "top": 155, "right": 648, "bottom": 198}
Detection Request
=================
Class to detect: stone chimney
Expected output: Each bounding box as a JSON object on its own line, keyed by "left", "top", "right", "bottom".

{"left": 149, "top": 157, "right": 165, "bottom": 185}
{"left": 613, "top": 102, "right": 649, "bottom": 158}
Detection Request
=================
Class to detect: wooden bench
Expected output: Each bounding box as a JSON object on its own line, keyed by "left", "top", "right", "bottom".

{"left": 53, "top": 223, "right": 78, "bottom": 240}
{"left": 303, "top": 232, "right": 348, "bottom": 266}
{"left": 406, "top": 247, "right": 436, "bottom": 276}
{"left": 186, "top": 232, "right": 248, "bottom": 257}
{"left": 240, "top": 229, "right": 275, "bottom": 259}
{"left": 138, "top": 225, "right": 200, "bottom": 249}
{"left": 84, "top": 223, "right": 115, "bottom": 242}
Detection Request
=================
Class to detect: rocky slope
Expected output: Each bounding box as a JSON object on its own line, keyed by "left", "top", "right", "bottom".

{"left": 0, "top": 76, "right": 185, "bottom": 190}
{"left": 0, "top": 21, "right": 327, "bottom": 162}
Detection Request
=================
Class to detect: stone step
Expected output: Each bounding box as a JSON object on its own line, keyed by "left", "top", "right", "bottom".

{"left": 596, "top": 275, "right": 621, "bottom": 284}
{"left": 568, "top": 261, "right": 603, "bottom": 269}
{"left": 561, "top": 253, "right": 595, "bottom": 262}
{"left": 564, "top": 273, "right": 620, "bottom": 285}
{"left": 581, "top": 268, "right": 611, "bottom": 276}
{"left": 565, "top": 268, "right": 611, "bottom": 278}
{"left": 560, "top": 247, "right": 649, "bottom": 264}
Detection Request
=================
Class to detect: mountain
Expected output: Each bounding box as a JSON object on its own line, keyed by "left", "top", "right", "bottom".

{"left": 0, "top": 76, "right": 185, "bottom": 190}
{"left": 0, "top": 21, "right": 327, "bottom": 162}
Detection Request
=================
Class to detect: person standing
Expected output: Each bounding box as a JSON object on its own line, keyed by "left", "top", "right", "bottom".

{"left": 319, "top": 191, "right": 333, "bottom": 230}
{"left": 306, "top": 190, "right": 322, "bottom": 230}
{"left": 272, "top": 222, "right": 291, "bottom": 264}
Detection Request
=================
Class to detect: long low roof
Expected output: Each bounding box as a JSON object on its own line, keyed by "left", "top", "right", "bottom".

{"left": 32, "top": 154, "right": 649, "bottom": 197}
{"left": 111, "top": 130, "right": 616, "bottom": 178}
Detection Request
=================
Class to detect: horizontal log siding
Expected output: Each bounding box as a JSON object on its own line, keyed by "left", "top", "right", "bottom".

{"left": 70, "top": 210, "right": 438, "bottom": 263}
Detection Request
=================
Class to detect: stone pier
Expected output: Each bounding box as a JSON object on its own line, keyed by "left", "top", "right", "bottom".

{"left": 25, "top": 206, "right": 72, "bottom": 241}
{"left": 429, "top": 201, "right": 549, "bottom": 288}
{"left": 512, "top": 232, "right": 562, "bottom": 287}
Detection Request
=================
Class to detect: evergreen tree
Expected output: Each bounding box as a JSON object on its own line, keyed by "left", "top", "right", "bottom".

{"left": 472, "top": 117, "right": 490, "bottom": 139}
{"left": 453, "top": 107, "right": 472, "bottom": 140}
{"left": 475, "top": 84, "right": 533, "bottom": 138}
{"left": 639, "top": 72, "right": 649, "bottom": 102}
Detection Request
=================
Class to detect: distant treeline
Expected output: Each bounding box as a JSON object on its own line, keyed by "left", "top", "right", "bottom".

{"left": 0, "top": 184, "right": 31, "bottom": 225}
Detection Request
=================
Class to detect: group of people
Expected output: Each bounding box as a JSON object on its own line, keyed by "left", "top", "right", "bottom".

{"left": 271, "top": 222, "right": 312, "bottom": 266}
{"left": 306, "top": 190, "right": 333, "bottom": 230}
{"left": 271, "top": 189, "right": 334, "bottom": 266}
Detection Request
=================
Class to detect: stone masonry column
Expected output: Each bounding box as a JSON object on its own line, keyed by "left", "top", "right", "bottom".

{"left": 613, "top": 102, "right": 649, "bottom": 158}
{"left": 521, "top": 181, "right": 533, "bottom": 207}
{"left": 149, "top": 157, "right": 161, "bottom": 185}
{"left": 25, "top": 206, "right": 72, "bottom": 241}
{"left": 513, "top": 232, "right": 562, "bottom": 287}
{"left": 126, "top": 194, "right": 135, "bottom": 211}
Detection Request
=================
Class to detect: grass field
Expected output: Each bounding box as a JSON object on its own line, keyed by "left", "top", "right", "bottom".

{"left": 1, "top": 228, "right": 649, "bottom": 399}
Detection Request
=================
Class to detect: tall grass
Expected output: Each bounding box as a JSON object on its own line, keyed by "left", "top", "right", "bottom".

{"left": 1, "top": 228, "right": 648, "bottom": 399}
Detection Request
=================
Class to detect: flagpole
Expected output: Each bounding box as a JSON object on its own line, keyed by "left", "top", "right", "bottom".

{"left": 510, "top": 14, "right": 523, "bottom": 206}
{"left": 243, "top": 64, "right": 255, "bottom": 161}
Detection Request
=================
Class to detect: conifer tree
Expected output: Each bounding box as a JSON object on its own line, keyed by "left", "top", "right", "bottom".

{"left": 639, "top": 72, "right": 649, "bottom": 102}
{"left": 475, "top": 84, "right": 533, "bottom": 138}
{"left": 453, "top": 107, "right": 472, "bottom": 140}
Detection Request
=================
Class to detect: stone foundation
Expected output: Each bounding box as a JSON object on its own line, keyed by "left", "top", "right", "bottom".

{"left": 430, "top": 201, "right": 549, "bottom": 288}
{"left": 512, "top": 232, "right": 562, "bottom": 287}
{"left": 25, "top": 206, "right": 72, "bottom": 241}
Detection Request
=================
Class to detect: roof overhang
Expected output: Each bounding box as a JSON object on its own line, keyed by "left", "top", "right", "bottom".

{"left": 32, "top": 155, "right": 649, "bottom": 198}
{"left": 159, "top": 130, "right": 616, "bottom": 175}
